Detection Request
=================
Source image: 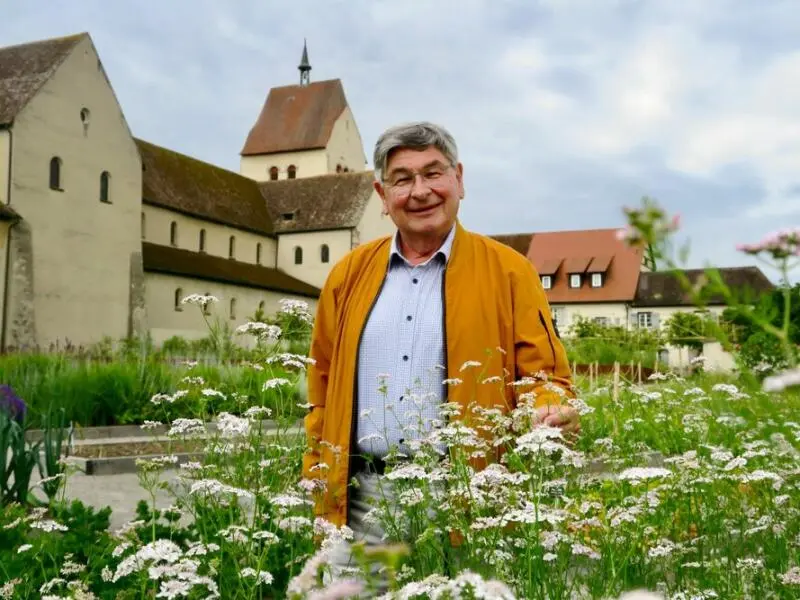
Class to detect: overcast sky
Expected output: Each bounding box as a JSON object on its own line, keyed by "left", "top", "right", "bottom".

{"left": 3, "top": 0, "right": 799, "bottom": 283}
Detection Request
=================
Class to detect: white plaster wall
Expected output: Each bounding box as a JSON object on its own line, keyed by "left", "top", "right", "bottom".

{"left": 276, "top": 229, "right": 351, "bottom": 288}
{"left": 0, "top": 130, "right": 9, "bottom": 205}
{"left": 240, "top": 148, "right": 327, "bottom": 181}
{"left": 549, "top": 303, "right": 630, "bottom": 334}
{"left": 325, "top": 107, "right": 368, "bottom": 174}
{"left": 142, "top": 204, "right": 277, "bottom": 266}
{"left": 353, "top": 190, "right": 394, "bottom": 248}
{"left": 145, "top": 272, "right": 318, "bottom": 345}
{"left": 10, "top": 36, "right": 141, "bottom": 346}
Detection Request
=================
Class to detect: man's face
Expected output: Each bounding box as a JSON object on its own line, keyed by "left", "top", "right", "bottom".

{"left": 375, "top": 146, "right": 464, "bottom": 240}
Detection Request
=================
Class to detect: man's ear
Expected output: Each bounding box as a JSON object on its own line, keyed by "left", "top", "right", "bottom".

{"left": 455, "top": 162, "right": 465, "bottom": 199}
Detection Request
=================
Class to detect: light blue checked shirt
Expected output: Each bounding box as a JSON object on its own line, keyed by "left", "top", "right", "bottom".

{"left": 355, "top": 226, "right": 456, "bottom": 458}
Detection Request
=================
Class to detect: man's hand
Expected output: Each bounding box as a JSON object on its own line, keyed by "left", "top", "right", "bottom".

{"left": 535, "top": 404, "right": 581, "bottom": 436}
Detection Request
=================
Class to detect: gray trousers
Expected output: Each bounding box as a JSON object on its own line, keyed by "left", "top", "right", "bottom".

{"left": 325, "top": 470, "right": 396, "bottom": 594}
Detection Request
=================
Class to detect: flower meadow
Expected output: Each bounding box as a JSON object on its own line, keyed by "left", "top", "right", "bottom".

{"left": 1, "top": 208, "right": 798, "bottom": 599}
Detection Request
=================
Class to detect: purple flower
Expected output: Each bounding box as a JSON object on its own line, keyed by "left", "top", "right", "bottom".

{"left": 0, "top": 385, "right": 27, "bottom": 424}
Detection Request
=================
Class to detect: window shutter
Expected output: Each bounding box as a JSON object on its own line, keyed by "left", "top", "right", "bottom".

{"left": 651, "top": 312, "right": 661, "bottom": 329}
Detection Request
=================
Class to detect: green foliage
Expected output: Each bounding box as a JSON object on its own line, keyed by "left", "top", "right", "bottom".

{"left": 0, "top": 410, "right": 41, "bottom": 506}
{"left": 564, "top": 317, "right": 664, "bottom": 368}
{"left": 664, "top": 311, "right": 708, "bottom": 350}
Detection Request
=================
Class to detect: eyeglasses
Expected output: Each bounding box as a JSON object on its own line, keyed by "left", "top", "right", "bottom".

{"left": 383, "top": 164, "right": 453, "bottom": 195}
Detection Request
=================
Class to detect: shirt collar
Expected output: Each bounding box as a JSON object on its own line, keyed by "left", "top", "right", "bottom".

{"left": 390, "top": 225, "right": 456, "bottom": 267}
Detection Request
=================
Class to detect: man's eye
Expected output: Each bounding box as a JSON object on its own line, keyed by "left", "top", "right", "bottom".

{"left": 394, "top": 177, "right": 410, "bottom": 185}
{"left": 426, "top": 171, "right": 442, "bottom": 178}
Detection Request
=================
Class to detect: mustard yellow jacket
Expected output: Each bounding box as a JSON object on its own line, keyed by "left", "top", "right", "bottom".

{"left": 303, "top": 222, "right": 574, "bottom": 527}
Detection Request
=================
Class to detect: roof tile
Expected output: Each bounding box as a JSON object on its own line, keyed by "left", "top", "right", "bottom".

{"left": 527, "top": 228, "right": 644, "bottom": 303}
{"left": 137, "top": 138, "right": 275, "bottom": 236}
{"left": 142, "top": 242, "right": 320, "bottom": 298}
{"left": 0, "top": 33, "right": 85, "bottom": 125}
{"left": 633, "top": 267, "right": 774, "bottom": 307}
{"left": 240, "top": 79, "right": 347, "bottom": 155}
{"left": 259, "top": 171, "right": 375, "bottom": 232}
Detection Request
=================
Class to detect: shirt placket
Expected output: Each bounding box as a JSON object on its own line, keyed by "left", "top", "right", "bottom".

{"left": 396, "top": 262, "right": 425, "bottom": 444}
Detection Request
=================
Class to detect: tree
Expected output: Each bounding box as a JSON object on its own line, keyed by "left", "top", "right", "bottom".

{"left": 665, "top": 312, "right": 707, "bottom": 351}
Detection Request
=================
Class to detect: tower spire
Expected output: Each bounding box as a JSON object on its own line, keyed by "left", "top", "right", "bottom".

{"left": 298, "top": 39, "right": 311, "bottom": 86}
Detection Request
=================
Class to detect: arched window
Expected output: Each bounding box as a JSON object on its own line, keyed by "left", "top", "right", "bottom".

{"left": 99, "top": 171, "right": 111, "bottom": 203}
{"left": 170, "top": 221, "right": 178, "bottom": 246}
{"left": 320, "top": 244, "right": 330, "bottom": 263}
{"left": 141, "top": 212, "right": 146, "bottom": 239}
{"left": 49, "top": 157, "right": 62, "bottom": 190}
{"left": 199, "top": 229, "right": 206, "bottom": 252}
{"left": 269, "top": 166, "right": 278, "bottom": 181}
{"left": 256, "top": 242, "right": 262, "bottom": 264}
{"left": 228, "top": 235, "right": 236, "bottom": 259}
{"left": 287, "top": 165, "right": 297, "bottom": 179}
{"left": 336, "top": 164, "right": 342, "bottom": 173}
{"left": 294, "top": 246, "right": 303, "bottom": 265}
{"left": 229, "top": 298, "right": 237, "bottom": 320}
{"left": 174, "top": 288, "right": 183, "bottom": 311}
{"left": 343, "top": 167, "right": 349, "bottom": 173}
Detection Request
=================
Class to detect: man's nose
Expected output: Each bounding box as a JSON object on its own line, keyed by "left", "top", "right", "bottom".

{"left": 410, "top": 174, "right": 430, "bottom": 198}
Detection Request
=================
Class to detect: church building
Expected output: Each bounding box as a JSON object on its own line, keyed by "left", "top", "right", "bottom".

{"left": 0, "top": 33, "right": 394, "bottom": 350}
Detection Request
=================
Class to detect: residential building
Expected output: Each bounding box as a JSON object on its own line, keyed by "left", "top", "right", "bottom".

{"left": 0, "top": 32, "right": 394, "bottom": 350}
{"left": 492, "top": 228, "right": 775, "bottom": 369}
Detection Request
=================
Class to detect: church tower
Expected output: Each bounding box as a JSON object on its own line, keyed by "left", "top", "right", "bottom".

{"left": 239, "top": 42, "right": 368, "bottom": 182}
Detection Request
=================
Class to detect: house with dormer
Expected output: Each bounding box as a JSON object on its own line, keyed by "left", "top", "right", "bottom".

{"left": 492, "top": 228, "right": 774, "bottom": 337}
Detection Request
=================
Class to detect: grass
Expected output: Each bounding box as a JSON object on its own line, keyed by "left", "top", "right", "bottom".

{"left": 0, "top": 353, "right": 304, "bottom": 428}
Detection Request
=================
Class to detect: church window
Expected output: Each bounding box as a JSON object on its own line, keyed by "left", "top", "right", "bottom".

{"left": 336, "top": 164, "right": 342, "bottom": 173}
{"left": 269, "top": 166, "right": 278, "bottom": 181}
{"left": 294, "top": 246, "right": 303, "bottom": 265}
{"left": 256, "top": 242, "right": 262, "bottom": 264}
{"left": 174, "top": 288, "right": 183, "bottom": 311}
{"left": 320, "top": 244, "right": 329, "bottom": 263}
{"left": 199, "top": 229, "right": 206, "bottom": 252}
{"left": 287, "top": 165, "right": 297, "bottom": 179}
{"left": 141, "top": 212, "right": 146, "bottom": 239}
{"left": 230, "top": 298, "right": 237, "bottom": 320}
{"left": 170, "top": 221, "right": 178, "bottom": 246}
{"left": 49, "top": 157, "right": 62, "bottom": 190}
{"left": 99, "top": 171, "right": 111, "bottom": 203}
{"left": 229, "top": 235, "right": 236, "bottom": 259}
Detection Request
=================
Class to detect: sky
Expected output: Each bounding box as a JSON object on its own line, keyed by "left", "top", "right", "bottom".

{"left": 3, "top": 0, "right": 799, "bottom": 283}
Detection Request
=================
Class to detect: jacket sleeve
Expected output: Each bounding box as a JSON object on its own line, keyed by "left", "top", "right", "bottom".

{"left": 302, "top": 272, "right": 338, "bottom": 481}
{"left": 512, "top": 260, "right": 575, "bottom": 408}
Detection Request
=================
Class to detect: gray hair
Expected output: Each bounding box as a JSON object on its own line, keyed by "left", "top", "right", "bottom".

{"left": 372, "top": 121, "right": 459, "bottom": 181}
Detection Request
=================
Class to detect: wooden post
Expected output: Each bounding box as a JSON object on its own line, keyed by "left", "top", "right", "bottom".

{"left": 629, "top": 361, "right": 634, "bottom": 380}
{"left": 637, "top": 362, "right": 642, "bottom": 384}
{"left": 613, "top": 361, "right": 620, "bottom": 404}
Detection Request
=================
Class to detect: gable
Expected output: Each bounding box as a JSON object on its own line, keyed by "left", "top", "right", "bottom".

{"left": 0, "top": 33, "right": 85, "bottom": 126}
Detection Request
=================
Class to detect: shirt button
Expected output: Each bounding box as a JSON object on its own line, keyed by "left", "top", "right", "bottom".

{"left": 406, "top": 315, "right": 412, "bottom": 321}
{"left": 402, "top": 355, "right": 409, "bottom": 361}
{"left": 412, "top": 278, "right": 418, "bottom": 284}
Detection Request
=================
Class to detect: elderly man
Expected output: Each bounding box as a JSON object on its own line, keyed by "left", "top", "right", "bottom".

{"left": 303, "top": 121, "right": 578, "bottom": 577}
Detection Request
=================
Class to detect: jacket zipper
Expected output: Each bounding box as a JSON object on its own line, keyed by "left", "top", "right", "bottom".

{"left": 345, "top": 272, "right": 388, "bottom": 526}
{"left": 538, "top": 310, "right": 557, "bottom": 367}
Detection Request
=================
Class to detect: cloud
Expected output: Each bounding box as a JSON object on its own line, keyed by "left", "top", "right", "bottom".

{"left": 2, "top": 0, "right": 798, "bottom": 282}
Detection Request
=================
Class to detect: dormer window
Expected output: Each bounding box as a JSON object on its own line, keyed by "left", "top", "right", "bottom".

{"left": 569, "top": 274, "right": 581, "bottom": 288}
{"left": 541, "top": 275, "right": 552, "bottom": 290}
{"left": 591, "top": 273, "right": 603, "bottom": 288}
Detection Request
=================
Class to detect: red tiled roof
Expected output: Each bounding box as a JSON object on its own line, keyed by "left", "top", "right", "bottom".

{"left": 527, "top": 228, "right": 644, "bottom": 303}
{"left": 488, "top": 233, "right": 532, "bottom": 256}
{"left": 240, "top": 79, "right": 347, "bottom": 156}
{"left": 0, "top": 33, "right": 85, "bottom": 126}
